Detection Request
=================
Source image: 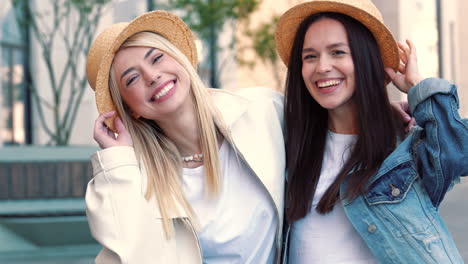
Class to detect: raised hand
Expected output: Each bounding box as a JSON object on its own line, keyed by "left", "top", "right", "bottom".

{"left": 385, "top": 39, "right": 424, "bottom": 94}
{"left": 93, "top": 111, "right": 133, "bottom": 149}
{"left": 390, "top": 100, "right": 417, "bottom": 133}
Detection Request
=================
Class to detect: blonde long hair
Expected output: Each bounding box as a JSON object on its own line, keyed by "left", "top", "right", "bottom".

{"left": 108, "top": 32, "right": 228, "bottom": 238}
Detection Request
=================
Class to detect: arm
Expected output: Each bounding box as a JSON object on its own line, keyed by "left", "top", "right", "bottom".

{"left": 408, "top": 79, "right": 468, "bottom": 206}
{"left": 385, "top": 40, "right": 468, "bottom": 206}
{"left": 86, "top": 113, "right": 169, "bottom": 263}
{"left": 86, "top": 146, "right": 172, "bottom": 263}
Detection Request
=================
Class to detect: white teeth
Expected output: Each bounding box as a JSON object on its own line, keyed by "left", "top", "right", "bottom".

{"left": 152, "top": 81, "right": 174, "bottom": 101}
{"left": 317, "top": 79, "right": 341, "bottom": 88}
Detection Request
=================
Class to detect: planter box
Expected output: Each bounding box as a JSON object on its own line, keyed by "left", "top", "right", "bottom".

{"left": 0, "top": 146, "right": 101, "bottom": 261}
{"left": 0, "top": 146, "right": 98, "bottom": 201}
{"left": 0, "top": 161, "right": 92, "bottom": 201}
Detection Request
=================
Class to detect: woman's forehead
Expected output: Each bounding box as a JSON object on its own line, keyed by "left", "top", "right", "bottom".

{"left": 304, "top": 18, "right": 348, "bottom": 46}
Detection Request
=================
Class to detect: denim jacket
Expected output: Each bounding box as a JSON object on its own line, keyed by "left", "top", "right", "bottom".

{"left": 283, "top": 78, "right": 468, "bottom": 263}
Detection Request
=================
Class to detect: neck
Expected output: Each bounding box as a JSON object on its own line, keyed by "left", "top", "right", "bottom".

{"left": 156, "top": 101, "right": 202, "bottom": 157}
{"left": 327, "top": 105, "right": 359, "bottom": 135}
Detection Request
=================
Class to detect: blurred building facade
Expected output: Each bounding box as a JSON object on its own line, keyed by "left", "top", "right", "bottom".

{"left": 0, "top": 0, "right": 466, "bottom": 146}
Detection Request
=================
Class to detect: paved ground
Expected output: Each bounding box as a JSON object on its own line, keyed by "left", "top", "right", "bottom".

{"left": 439, "top": 177, "right": 468, "bottom": 262}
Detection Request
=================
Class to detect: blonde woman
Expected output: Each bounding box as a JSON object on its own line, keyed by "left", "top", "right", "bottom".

{"left": 85, "top": 11, "right": 285, "bottom": 263}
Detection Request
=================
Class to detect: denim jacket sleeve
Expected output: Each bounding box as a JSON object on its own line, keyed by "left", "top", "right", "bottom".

{"left": 407, "top": 77, "right": 468, "bottom": 207}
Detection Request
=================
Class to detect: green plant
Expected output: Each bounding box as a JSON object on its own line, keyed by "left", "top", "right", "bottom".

{"left": 242, "top": 15, "right": 284, "bottom": 90}
{"left": 161, "top": 0, "right": 259, "bottom": 88}
{"left": 11, "top": 0, "right": 111, "bottom": 145}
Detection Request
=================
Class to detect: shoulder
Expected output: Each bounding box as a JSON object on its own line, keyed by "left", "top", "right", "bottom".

{"left": 208, "top": 87, "right": 284, "bottom": 127}
{"left": 209, "top": 87, "right": 283, "bottom": 108}
{"left": 232, "top": 86, "right": 283, "bottom": 101}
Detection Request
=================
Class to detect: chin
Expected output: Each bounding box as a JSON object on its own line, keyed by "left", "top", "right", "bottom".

{"left": 317, "top": 101, "right": 339, "bottom": 110}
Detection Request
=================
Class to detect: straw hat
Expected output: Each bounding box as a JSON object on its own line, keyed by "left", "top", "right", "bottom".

{"left": 86, "top": 10, "right": 197, "bottom": 131}
{"left": 275, "top": 0, "right": 399, "bottom": 69}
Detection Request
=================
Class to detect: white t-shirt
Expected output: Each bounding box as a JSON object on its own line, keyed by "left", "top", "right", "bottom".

{"left": 182, "top": 140, "right": 277, "bottom": 263}
{"left": 289, "top": 131, "right": 379, "bottom": 264}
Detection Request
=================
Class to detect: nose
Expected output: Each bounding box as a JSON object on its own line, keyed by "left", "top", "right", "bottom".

{"left": 141, "top": 65, "right": 161, "bottom": 87}
{"left": 316, "top": 56, "right": 332, "bottom": 73}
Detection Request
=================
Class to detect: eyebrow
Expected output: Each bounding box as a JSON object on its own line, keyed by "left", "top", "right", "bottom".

{"left": 120, "top": 67, "right": 135, "bottom": 81}
{"left": 302, "top": 42, "right": 348, "bottom": 53}
{"left": 120, "top": 48, "right": 156, "bottom": 81}
{"left": 144, "top": 48, "right": 155, "bottom": 59}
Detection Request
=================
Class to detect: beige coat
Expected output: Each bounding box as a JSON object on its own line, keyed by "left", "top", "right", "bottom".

{"left": 85, "top": 88, "right": 286, "bottom": 263}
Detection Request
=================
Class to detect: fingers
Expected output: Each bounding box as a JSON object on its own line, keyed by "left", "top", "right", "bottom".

{"left": 400, "top": 110, "right": 412, "bottom": 123}
{"left": 95, "top": 111, "right": 115, "bottom": 130}
{"left": 402, "top": 39, "right": 423, "bottom": 86}
{"left": 390, "top": 101, "right": 417, "bottom": 134}
{"left": 406, "top": 39, "right": 417, "bottom": 58}
{"left": 114, "top": 117, "right": 134, "bottom": 146}
{"left": 391, "top": 101, "right": 412, "bottom": 122}
{"left": 404, "top": 118, "right": 417, "bottom": 133}
{"left": 398, "top": 62, "right": 406, "bottom": 74}
{"left": 94, "top": 111, "right": 117, "bottom": 149}
{"left": 94, "top": 111, "right": 133, "bottom": 148}
{"left": 114, "top": 116, "right": 126, "bottom": 134}
{"left": 408, "top": 117, "right": 417, "bottom": 127}
{"left": 106, "top": 126, "right": 116, "bottom": 138}
{"left": 398, "top": 43, "right": 408, "bottom": 64}
{"left": 398, "top": 40, "right": 418, "bottom": 66}
{"left": 385, "top": 67, "right": 396, "bottom": 81}
{"left": 398, "top": 41, "right": 410, "bottom": 55}
{"left": 397, "top": 42, "right": 409, "bottom": 74}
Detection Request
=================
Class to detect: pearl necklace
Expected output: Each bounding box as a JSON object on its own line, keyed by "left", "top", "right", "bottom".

{"left": 182, "top": 153, "right": 203, "bottom": 162}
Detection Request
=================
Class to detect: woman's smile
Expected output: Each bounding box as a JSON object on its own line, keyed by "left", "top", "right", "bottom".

{"left": 315, "top": 78, "right": 343, "bottom": 94}
{"left": 150, "top": 80, "right": 177, "bottom": 103}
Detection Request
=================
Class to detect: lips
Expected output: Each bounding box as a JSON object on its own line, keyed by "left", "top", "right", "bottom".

{"left": 150, "top": 80, "right": 175, "bottom": 102}
{"left": 314, "top": 78, "right": 343, "bottom": 95}
{"left": 316, "top": 78, "right": 342, "bottom": 88}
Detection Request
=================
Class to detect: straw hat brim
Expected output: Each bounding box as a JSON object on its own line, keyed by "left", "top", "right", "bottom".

{"left": 275, "top": 1, "right": 399, "bottom": 70}
{"left": 86, "top": 11, "right": 197, "bottom": 132}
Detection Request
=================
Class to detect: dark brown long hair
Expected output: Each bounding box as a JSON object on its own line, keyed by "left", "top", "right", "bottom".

{"left": 285, "top": 12, "right": 403, "bottom": 222}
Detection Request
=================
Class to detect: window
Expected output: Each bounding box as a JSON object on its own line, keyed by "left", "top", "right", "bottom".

{"left": 0, "top": 3, "right": 31, "bottom": 145}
